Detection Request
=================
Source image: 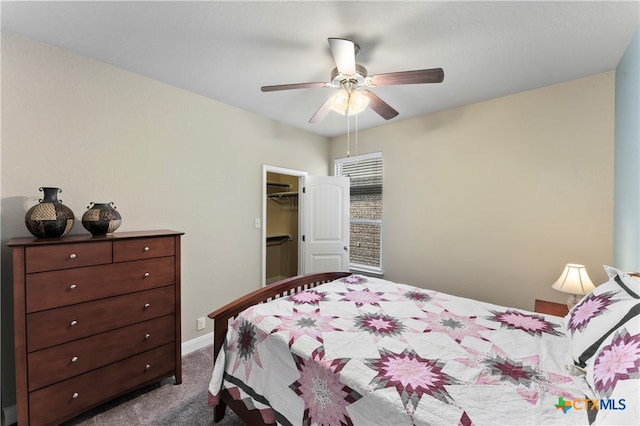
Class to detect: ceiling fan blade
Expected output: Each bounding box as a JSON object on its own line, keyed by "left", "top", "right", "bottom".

{"left": 328, "top": 38, "right": 356, "bottom": 76}
{"left": 308, "top": 97, "right": 334, "bottom": 124}
{"left": 261, "top": 82, "right": 327, "bottom": 92}
{"left": 362, "top": 90, "right": 399, "bottom": 120}
{"left": 370, "top": 68, "right": 444, "bottom": 86}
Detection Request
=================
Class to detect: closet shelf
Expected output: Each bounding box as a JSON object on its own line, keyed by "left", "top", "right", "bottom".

{"left": 267, "top": 182, "right": 291, "bottom": 190}
{"left": 266, "top": 234, "right": 292, "bottom": 246}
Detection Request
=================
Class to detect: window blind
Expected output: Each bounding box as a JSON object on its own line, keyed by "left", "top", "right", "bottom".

{"left": 335, "top": 154, "right": 382, "bottom": 194}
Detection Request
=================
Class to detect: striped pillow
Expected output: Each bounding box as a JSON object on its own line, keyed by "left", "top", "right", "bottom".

{"left": 565, "top": 271, "right": 640, "bottom": 369}
{"left": 585, "top": 314, "right": 640, "bottom": 425}
{"left": 603, "top": 265, "right": 640, "bottom": 299}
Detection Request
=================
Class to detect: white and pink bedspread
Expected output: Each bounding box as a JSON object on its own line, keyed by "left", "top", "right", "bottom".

{"left": 208, "top": 275, "right": 596, "bottom": 425}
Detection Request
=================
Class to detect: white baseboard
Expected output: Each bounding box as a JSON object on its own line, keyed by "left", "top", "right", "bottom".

{"left": 2, "top": 404, "right": 17, "bottom": 426}
{"left": 182, "top": 332, "right": 213, "bottom": 355}
{"left": 0, "top": 335, "right": 212, "bottom": 426}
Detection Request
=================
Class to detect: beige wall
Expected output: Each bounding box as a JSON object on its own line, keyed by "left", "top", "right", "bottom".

{"left": 330, "top": 72, "right": 615, "bottom": 311}
{"left": 0, "top": 32, "right": 329, "bottom": 379}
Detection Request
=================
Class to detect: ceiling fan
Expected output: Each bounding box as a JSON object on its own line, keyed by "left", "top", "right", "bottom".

{"left": 261, "top": 38, "right": 444, "bottom": 124}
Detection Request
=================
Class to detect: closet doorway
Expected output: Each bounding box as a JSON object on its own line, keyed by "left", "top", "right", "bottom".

{"left": 262, "top": 165, "right": 306, "bottom": 286}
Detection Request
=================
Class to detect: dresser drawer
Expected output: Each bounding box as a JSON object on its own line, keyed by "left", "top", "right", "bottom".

{"left": 29, "top": 343, "right": 175, "bottom": 426}
{"left": 27, "top": 286, "right": 175, "bottom": 351}
{"left": 26, "top": 257, "right": 176, "bottom": 312}
{"left": 113, "top": 236, "right": 175, "bottom": 262}
{"left": 25, "top": 241, "right": 112, "bottom": 273}
{"left": 28, "top": 314, "right": 175, "bottom": 391}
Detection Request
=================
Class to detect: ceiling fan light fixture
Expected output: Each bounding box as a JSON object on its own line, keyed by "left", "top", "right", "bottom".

{"left": 330, "top": 89, "right": 369, "bottom": 116}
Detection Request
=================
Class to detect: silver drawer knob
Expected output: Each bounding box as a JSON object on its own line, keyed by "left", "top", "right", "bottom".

{"left": 71, "top": 356, "right": 79, "bottom": 363}
{"left": 70, "top": 320, "right": 78, "bottom": 326}
{"left": 144, "top": 272, "right": 150, "bottom": 278}
{"left": 72, "top": 392, "right": 79, "bottom": 399}
{"left": 69, "top": 253, "right": 77, "bottom": 259}
{"left": 145, "top": 364, "right": 151, "bottom": 370}
{"left": 144, "top": 333, "right": 151, "bottom": 340}
{"left": 144, "top": 303, "right": 150, "bottom": 309}
{"left": 69, "top": 284, "right": 77, "bottom": 290}
{"left": 143, "top": 246, "right": 150, "bottom": 252}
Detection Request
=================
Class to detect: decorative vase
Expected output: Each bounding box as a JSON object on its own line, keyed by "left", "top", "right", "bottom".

{"left": 81, "top": 202, "right": 122, "bottom": 236}
{"left": 25, "top": 187, "right": 75, "bottom": 238}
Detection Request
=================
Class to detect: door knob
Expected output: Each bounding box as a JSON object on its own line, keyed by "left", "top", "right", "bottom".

{"left": 343, "top": 246, "right": 348, "bottom": 251}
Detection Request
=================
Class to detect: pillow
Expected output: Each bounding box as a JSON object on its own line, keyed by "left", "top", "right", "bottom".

{"left": 603, "top": 265, "right": 640, "bottom": 299}
{"left": 565, "top": 272, "right": 640, "bottom": 369}
{"left": 587, "top": 314, "right": 640, "bottom": 425}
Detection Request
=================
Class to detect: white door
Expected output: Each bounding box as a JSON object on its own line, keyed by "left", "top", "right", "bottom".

{"left": 301, "top": 176, "right": 350, "bottom": 273}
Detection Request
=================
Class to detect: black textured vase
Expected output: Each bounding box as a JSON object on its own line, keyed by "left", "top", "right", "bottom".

{"left": 25, "top": 187, "right": 75, "bottom": 238}
{"left": 82, "top": 202, "right": 122, "bottom": 235}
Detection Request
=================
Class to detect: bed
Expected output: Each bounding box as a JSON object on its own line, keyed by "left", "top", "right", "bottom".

{"left": 207, "top": 268, "right": 639, "bottom": 425}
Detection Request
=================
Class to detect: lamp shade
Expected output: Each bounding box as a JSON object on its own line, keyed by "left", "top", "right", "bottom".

{"left": 552, "top": 263, "right": 595, "bottom": 295}
{"left": 330, "top": 89, "right": 369, "bottom": 116}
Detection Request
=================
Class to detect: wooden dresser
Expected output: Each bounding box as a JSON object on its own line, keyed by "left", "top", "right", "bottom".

{"left": 8, "top": 230, "right": 183, "bottom": 426}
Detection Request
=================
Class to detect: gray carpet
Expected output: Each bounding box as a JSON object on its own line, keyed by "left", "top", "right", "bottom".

{"left": 62, "top": 345, "right": 245, "bottom": 426}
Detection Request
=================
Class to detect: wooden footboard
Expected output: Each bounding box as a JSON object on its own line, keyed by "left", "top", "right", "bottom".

{"left": 207, "top": 271, "right": 351, "bottom": 424}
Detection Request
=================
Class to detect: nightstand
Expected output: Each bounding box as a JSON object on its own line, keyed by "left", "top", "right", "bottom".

{"left": 534, "top": 299, "right": 569, "bottom": 317}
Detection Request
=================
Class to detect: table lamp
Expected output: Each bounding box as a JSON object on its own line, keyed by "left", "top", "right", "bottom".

{"left": 552, "top": 263, "right": 595, "bottom": 309}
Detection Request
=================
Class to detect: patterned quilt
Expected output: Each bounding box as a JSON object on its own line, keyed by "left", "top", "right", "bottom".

{"left": 208, "top": 275, "right": 595, "bottom": 425}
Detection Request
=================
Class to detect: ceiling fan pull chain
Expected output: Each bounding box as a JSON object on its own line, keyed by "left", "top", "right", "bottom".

{"left": 346, "top": 96, "right": 351, "bottom": 157}
{"left": 355, "top": 113, "right": 358, "bottom": 158}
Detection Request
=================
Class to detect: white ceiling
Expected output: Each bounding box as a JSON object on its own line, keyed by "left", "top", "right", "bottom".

{"left": 2, "top": 1, "right": 638, "bottom": 137}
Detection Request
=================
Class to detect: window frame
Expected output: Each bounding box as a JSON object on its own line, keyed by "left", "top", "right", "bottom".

{"left": 334, "top": 152, "right": 384, "bottom": 277}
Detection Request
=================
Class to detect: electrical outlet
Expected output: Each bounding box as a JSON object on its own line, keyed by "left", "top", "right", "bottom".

{"left": 197, "top": 317, "right": 206, "bottom": 331}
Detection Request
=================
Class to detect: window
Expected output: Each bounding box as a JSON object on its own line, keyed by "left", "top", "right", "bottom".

{"left": 334, "top": 152, "right": 383, "bottom": 275}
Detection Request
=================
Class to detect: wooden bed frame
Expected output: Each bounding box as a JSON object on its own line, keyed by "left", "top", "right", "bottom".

{"left": 207, "top": 271, "right": 351, "bottom": 425}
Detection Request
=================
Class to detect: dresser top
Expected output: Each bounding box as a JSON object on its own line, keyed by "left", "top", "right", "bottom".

{"left": 7, "top": 229, "right": 184, "bottom": 247}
